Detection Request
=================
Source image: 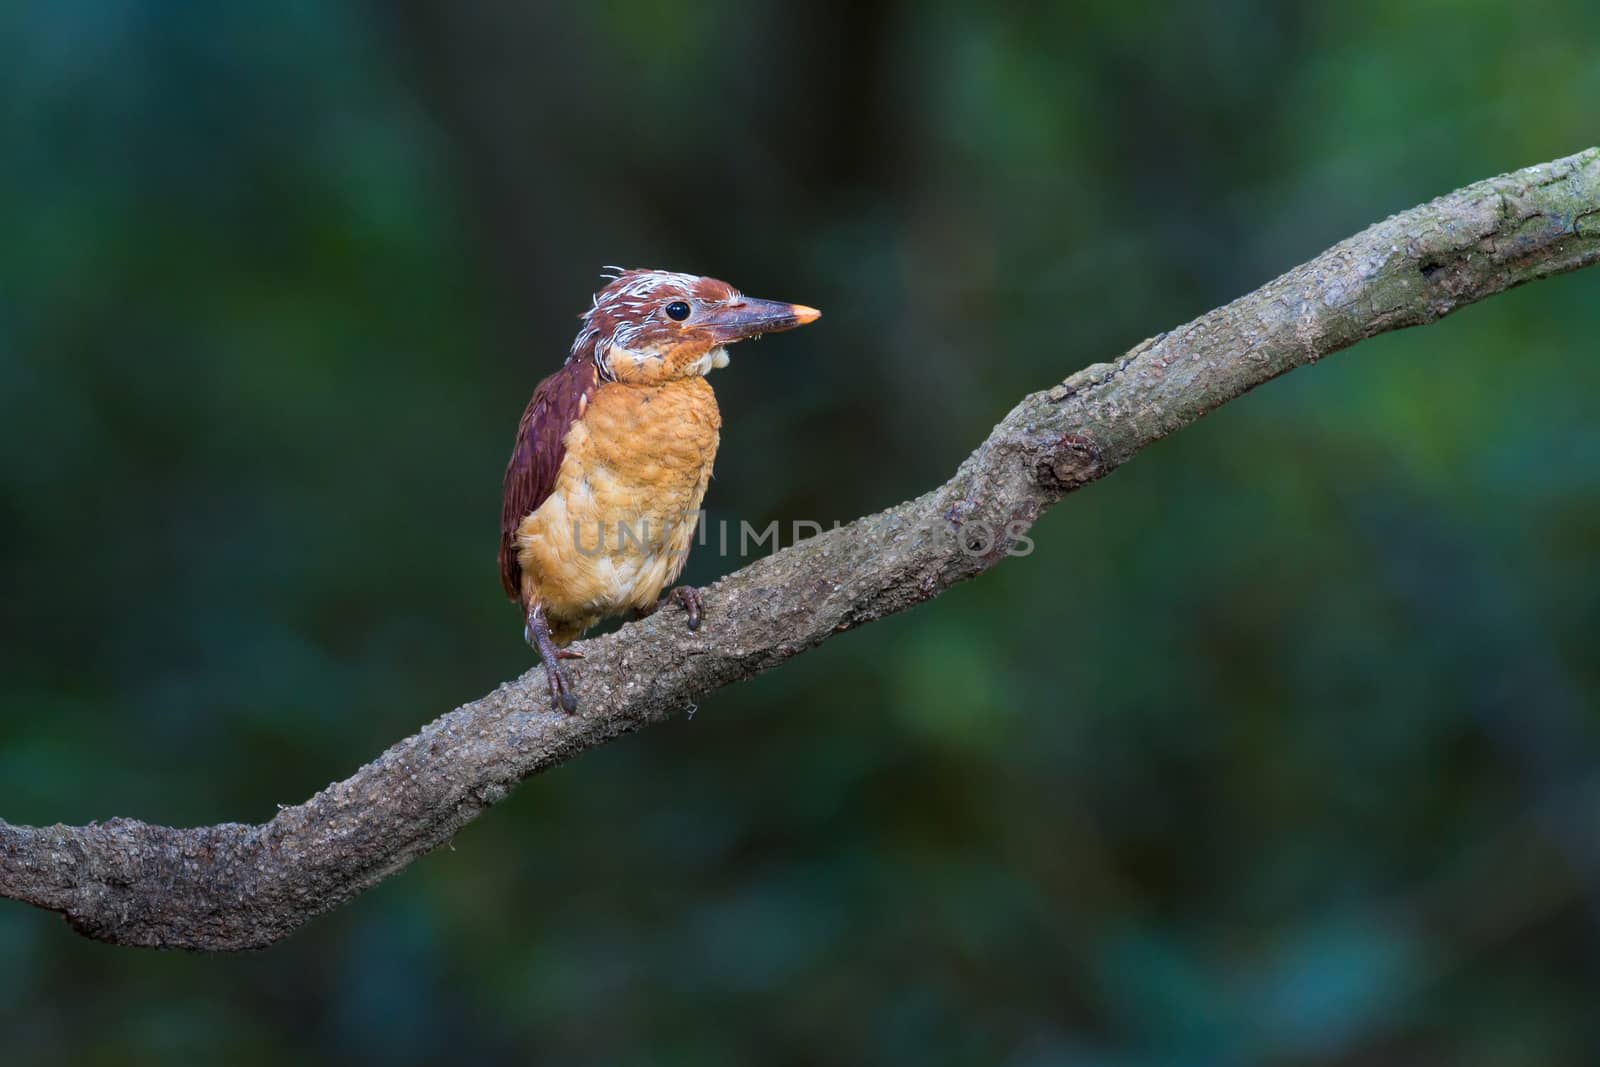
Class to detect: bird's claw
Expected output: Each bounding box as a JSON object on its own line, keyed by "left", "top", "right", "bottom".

{"left": 543, "top": 658, "right": 578, "bottom": 714}
{"left": 633, "top": 586, "right": 704, "bottom": 631}
{"left": 666, "top": 585, "right": 703, "bottom": 632}
{"left": 527, "top": 606, "right": 580, "bottom": 713}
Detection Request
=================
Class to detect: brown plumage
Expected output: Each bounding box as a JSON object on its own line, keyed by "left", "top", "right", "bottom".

{"left": 500, "top": 268, "right": 820, "bottom": 711}
{"left": 498, "top": 357, "right": 599, "bottom": 602}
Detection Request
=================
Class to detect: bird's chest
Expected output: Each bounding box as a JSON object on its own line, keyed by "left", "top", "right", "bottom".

{"left": 523, "top": 379, "right": 721, "bottom": 613}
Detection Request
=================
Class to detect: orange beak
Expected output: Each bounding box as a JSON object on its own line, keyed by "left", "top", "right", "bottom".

{"left": 701, "top": 297, "right": 821, "bottom": 344}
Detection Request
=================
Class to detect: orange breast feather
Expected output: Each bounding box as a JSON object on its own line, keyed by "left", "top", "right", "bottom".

{"left": 503, "top": 373, "right": 722, "bottom": 641}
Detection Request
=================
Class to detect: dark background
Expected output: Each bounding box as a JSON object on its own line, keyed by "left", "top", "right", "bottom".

{"left": 3, "top": 3, "right": 1598, "bottom": 1063}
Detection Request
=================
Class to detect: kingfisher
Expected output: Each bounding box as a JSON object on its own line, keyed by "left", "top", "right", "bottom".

{"left": 500, "top": 268, "right": 821, "bottom": 712}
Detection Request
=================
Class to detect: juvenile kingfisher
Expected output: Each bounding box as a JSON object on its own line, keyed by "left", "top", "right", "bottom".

{"left": 500, "top": 269, "right": 821, "bottom": 712}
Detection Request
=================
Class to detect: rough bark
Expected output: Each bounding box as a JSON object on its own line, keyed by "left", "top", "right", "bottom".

{"left": 4, "top": 149, "right": 1599, "bottom": 950}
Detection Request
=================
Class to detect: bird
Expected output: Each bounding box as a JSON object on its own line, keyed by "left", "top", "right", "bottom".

{"left": 500, "top": 268, "right": 821, "bottom": 712}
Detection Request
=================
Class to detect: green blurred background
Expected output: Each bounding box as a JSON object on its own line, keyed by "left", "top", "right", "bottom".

{"left": 2, "top": 2, "right": 1598, "bottom": 1063}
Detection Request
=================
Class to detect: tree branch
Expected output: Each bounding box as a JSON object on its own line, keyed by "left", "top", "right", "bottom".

{"left": 5, "top": 149, "right": 1598, "bottom": 950}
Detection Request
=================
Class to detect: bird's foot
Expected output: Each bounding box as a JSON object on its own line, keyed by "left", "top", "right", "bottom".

{"left": 526, "top": 605, "right": 580, "bottom": 713}
{"left": 542, "top": 657, "right": 578, "bottom": 715}
{"left": 632, "top": 587, "right": 703, "bottom": 630}
{"left": 664, "top": 585, "right": 703, "bottom": 632}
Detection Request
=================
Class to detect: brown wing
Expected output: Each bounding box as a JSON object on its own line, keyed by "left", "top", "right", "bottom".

{"left": 499, "top": 359, "right": 599, "bottom": 601}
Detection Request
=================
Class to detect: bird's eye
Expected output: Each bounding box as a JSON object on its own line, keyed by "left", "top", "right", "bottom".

{"left": 665, "top": 301, "right": 691, "bottom": 321}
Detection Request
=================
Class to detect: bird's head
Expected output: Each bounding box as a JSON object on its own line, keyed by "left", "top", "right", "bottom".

{"left": 569, "top": 268, "right": 820, "bottom": 384}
